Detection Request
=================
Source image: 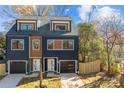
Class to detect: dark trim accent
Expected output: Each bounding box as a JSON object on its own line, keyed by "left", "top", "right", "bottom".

{"left": 6, "top": 35, "right": 28, "bottom": 37}
{"left": 70, "top": 20, "right": 71, "bottom": 32}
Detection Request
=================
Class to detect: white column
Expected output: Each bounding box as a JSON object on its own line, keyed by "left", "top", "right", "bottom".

{"left": 26, "top": 61, "right": 28, "bottom": 74}
{"left": 75, "top": 60, "right": 78, "bottom": 73}
{"left": 7, "top": 61, "right": 10, "bottom": 74}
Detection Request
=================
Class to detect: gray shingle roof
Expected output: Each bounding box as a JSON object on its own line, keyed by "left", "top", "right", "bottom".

{"left": 6, "top": 16, "right": 78, "bottom": 36}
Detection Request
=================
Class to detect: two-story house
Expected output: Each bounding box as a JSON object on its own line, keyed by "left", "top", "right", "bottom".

{"left": 6, "top": 16, "right": 78, "bottom": 74}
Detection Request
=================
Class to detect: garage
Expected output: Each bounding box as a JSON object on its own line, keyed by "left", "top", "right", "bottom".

{"left": 10, "top": 61, "right": 26, "bottom": 74}
{"left": 60, "top": 61, "right": 75, "bottom": 73}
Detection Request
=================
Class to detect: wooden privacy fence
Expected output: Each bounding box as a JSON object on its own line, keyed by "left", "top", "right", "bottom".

{"left": 0, "top": 63, "right": 6, "bottom": 75}
{"left": 79, "top": 60, "right": 101, "bottom": 74}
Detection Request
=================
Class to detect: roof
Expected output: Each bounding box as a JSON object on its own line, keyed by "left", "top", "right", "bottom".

{"left": 6, "top": 16, "right": 78, "bottom": 36}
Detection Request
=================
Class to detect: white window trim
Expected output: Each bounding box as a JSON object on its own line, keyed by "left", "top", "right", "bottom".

{"left": 11, "top": 39, "right": 24, "bottom": 50}
{"left": 51, "top": 21, "right": 70, "bottom": 31}
{"left": 17, "top": 20, "right": 36, "bottom": 30}
{"left": 32, "top": 39, "right": 40, "bottom": 50}
{"left": 47, "top": 39, "right": 74, "bottom": 51}
{"left": 21, "top": 23, "right": 34, "bottom": 30}
{"left": 55, "top": 24, "right": 67, "bottom": 31}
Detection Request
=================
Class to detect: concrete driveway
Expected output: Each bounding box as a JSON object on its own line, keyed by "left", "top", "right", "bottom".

{"left": 0, "top": 74, "right": 25, "bottom": 88}
{"left": 60, "top": 73, "right": 84, "bottom": 88}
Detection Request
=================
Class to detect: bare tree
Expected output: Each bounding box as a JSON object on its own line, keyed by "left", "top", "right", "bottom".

{"left": 98, "top": 15, "right": 124, "bottom": 75}
{"left": 50, "top": 5, "right": 69, "bottom": 16}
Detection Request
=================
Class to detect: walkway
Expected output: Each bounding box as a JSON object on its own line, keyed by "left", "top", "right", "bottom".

{"left": 60, "top": 73, "right": 84, "bottom": 88}
{"left": 0, "top": 74, "right": 24, "bottom": 88}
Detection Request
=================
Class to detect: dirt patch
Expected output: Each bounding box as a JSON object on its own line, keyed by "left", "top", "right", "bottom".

{"left": 79, "top": 72, "right": 121, "bottom": 88}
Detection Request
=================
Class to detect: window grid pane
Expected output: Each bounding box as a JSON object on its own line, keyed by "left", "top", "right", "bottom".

{"left": 63, "top": 40, "right": 73, "bottom": 49}
{"left": 21, "top": 23, "right": 33, "bottom": 30}
{"left": 12, "top": 40, "right": 24, "bottom": 50}
{"left": 47, "top": 39, "right": 74, "bottom": 50}
{"left": 48, "top": 40, "right": 54, "bottom": 49}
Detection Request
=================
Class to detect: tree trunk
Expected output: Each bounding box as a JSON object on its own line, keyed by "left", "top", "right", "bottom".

{"left": 82, "top": 53, "right": 85, "bottom": 62}
{"left": 107, "top": 53, "right": 111, "bottom": 75}
{"left": 39, "top": 59, "right": 43, "bottom": 87}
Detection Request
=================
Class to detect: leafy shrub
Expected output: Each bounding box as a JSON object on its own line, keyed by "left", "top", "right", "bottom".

{"left": 110, "top": 63, "right": 121, "bottom": 76}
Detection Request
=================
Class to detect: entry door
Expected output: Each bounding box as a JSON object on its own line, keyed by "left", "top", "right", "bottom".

{"left": 33, "top": 59, "right": 40, "bottom": 71}
{"left": 47, "top": 59, "right": 55, "bottom": 71}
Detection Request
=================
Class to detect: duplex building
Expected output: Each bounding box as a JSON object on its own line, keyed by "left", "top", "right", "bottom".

{"left": 6, "top": 16, "right": 78, "bottom": 74}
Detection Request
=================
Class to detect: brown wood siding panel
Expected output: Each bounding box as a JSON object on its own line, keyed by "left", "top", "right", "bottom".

{"left": 30, "top": 36, "right": 42, "bottom": 58}
{"left": 54, "top": 40, "right": 62, "bottom": 49}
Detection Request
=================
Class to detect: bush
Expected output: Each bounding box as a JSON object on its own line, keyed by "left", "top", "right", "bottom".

{"left": 110, "top": 63, "right": 121, "bottom": 76}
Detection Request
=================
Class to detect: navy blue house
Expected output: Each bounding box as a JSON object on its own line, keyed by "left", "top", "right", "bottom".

{"left": 6, "top": 16, "right": 78, "bottom": 74}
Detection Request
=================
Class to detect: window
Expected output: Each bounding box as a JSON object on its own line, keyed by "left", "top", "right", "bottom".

{"left": 11, "top": 39, "right": 24, "bottom": 50}
{"left": 63, "top": 40, "right": 74, "bottom": 50}
{"left": 47, "top": 39, "right": 74, "bottom": 50}
{"left": 32, "top": 39, "right": 40, "bottom": 50}
{"left": 47, "top": 40, "right": 54, "bottom": 49}
{"left": 51, "top": 21, "right": 71, "bottom": 31}
{"left": 20, "top": 23, "right": 34, "bottom": 30}
{"left": 55, "top": 24, "right": 67, "bottom": 31}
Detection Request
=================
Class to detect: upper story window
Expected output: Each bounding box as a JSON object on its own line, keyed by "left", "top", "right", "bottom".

{"left": 51, "top": 20, "right": 71, "bottom": 32}
{"left": 47, "top": 40, "right": 54, "bottom": 49}
{"left": 55, "top": 24, "right": 67, "bottom": 31}
{"left": 11, "top": 39, "right": 24, "bottom": 50}
{"left": 63, "top": 40, "right": 74, "bottom": 49}
{"left": 32, "top": 39, "right": 40, "bottom": 50}
{"left": 47, "top": 39, "right": 74, "bottom": 50}
{"left": 17, "top": 20, "right": 36, "bottom": 31}
{"left": 21, "top": 23, "right": 34, "bottom": 30}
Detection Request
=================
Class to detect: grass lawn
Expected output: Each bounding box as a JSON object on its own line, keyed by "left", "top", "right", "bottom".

{"left": 16, "top": 76, "right": 61, "bottom": 88}
{"left": 79, "top": 73, "right": 120, "bottom": 88}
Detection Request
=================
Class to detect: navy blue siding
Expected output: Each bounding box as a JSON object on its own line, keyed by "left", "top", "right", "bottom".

{"left": 6, "top": 36, "right": 29, "bottom": 60}
{"left": 42, "top": 36, "right": 78, "bottom": 60}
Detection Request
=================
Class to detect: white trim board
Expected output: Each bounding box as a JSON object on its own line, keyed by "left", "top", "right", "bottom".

{"left": 55, "top": 24, "right": 68, "bottom": 31}
{"left": 11, "top": 39, "right": 24, "bottom": 50}
{"left": 51, "top": 21, "right": 70, "bottom": 31}
{"left": 17, "top": 20, "right": 37, "bottom": 30}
